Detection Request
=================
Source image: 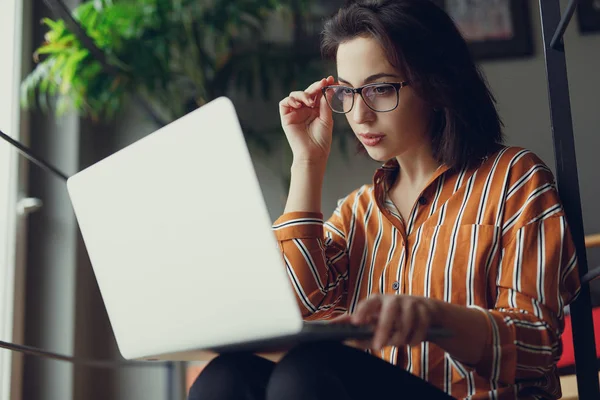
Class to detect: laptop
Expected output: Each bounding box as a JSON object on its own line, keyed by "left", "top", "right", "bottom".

{"left": 66, "top": 97, "right": 376, "bottom": 362}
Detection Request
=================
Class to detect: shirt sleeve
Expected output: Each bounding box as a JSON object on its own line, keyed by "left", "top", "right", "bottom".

{"left": 470, "top": 151, "right": 581, "bottom": 388}
{"left": 271, "top": 197, "right": 352, "bottom": 320}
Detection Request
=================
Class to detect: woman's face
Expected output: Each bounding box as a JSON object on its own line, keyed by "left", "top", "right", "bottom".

{"left": 335, "top": 36, "right": 433, "bottom": 162}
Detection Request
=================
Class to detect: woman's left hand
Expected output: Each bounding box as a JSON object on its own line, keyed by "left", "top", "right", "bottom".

{"left": 335, "top": 295, "right": 442, "bottom": 351}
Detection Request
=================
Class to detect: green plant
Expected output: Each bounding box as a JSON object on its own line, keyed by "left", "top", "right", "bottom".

{"left": 21, "top": 0, "right": 321, "bottom": 152}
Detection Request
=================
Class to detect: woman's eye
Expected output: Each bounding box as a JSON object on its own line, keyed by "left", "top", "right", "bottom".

{"left": 342, "top": 88, "right": 354, "bottom": 95}
{"left": 374, "top": 85, "right": 392, "bottom": 94}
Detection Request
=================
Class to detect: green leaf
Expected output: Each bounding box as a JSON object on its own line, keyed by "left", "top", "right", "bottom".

{"left": 59, "top": 49, "right": 89, "bottom": 93}
{"left": 20, "top": 58, "right": 54, "bottom": 109}
{"left": 41, "top": 18, "right": 66, "bottom": 37}
{"left": 21, "top": 0, "right": 321, "bottom": 160}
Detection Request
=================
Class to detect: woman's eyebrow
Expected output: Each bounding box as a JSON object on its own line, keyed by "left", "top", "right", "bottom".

{"left": 337, "top": 73, "right": 402, "bottom": 86}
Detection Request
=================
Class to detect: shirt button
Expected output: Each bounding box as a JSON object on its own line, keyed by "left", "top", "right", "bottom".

{"left": 418, "top": 196, "right": 427, "bottom": 205}
{"left": 392, "top": 281, "right": 400, "bottom": 290}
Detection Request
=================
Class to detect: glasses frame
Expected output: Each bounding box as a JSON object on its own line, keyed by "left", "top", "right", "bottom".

{"left": 321, "top": 81, "right": 410, "bottom": 114}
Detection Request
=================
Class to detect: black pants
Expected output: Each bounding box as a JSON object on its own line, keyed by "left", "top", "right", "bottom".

{"left": 188, "top": 341, "right": 454, "bottom": 400}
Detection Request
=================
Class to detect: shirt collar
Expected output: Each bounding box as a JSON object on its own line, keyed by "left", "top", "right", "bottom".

{"left": 372, "top": 158, "right": 451, "bottom": 204}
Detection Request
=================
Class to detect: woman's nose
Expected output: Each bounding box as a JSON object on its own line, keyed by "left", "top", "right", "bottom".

{"left": 351, "top": 95, "right": 375, "bottom": 124}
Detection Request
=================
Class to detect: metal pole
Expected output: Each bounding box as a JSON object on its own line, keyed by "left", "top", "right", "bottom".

{"left": 0, "top": 129, "right": 69, "bottom": 181}
{"left": 550, "top": 0, "right": 578, "bottom": 50}
{"left": 538, "top": 1, "right": 600, "bottom": 398}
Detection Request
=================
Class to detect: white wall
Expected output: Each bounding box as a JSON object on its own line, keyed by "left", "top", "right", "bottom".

{"left": 0, "top": 0, "right": 25, "bottom": 398}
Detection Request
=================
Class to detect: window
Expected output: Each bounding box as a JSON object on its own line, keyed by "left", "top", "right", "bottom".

{"left": 0, "top": 0, "right": 25, "bottom": 398}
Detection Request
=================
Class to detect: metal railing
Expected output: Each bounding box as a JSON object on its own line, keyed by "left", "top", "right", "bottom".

{"left": 539, "top": 0, "right": 600, "bottom": 398}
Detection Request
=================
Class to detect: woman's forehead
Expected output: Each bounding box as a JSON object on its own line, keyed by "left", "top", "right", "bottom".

{"left": 335, "top": 37, "right": 404, "bottom": 85}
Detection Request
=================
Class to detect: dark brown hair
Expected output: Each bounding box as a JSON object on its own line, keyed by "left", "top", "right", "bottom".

{"left": 321, "top": 0, "right": 504, "bottom": 170}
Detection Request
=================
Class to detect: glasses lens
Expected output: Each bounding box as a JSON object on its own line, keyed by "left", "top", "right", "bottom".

{"left": 362, "top": 84, "right": 398, "bottom": 112}
{"left": 325, "top": 86, "right": 354, "bottom": 113}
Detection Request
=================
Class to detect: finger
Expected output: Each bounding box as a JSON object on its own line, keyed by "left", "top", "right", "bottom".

{"left": 389, "top": 300, "right": 421, "bottom": 347}
{"left": 387, "top": 305, "right": 413, "bottom": 347}
{"left": 388, "top": 330, "right": 407, "bottom": 348}
{"left": 278, "top": 99, "right": 292, "bottom": 119}
{"left": 278, "top": 97, "right": 302, "bottom": 117}
{"left": 289, "top": 91, "right": 315, "bottom": 108}
{"left": 407, "top": 302, "right": 431, "bottom": 346}
{"left": 308, "top": 76, "right": 337, "bottom": 113}
{"left": 290, "top": 99, "right": 303, "bottom": 108}
{"left": 322, "top": 75, "right": 335, "bottom": 85}
{"left": 364, "top": 312, "right": 379, "bottom": 326}
{"left": 305, "top": 78, "right": 328, "bottom": 94}
{"left": 319, "top": 86, "right": 333, "bottom": 124}
{"left": 351, "top": 297, "right": 382, "bottom": 325}
{"left": 372, "top": 298, "right": 399, "bottom": 350}
{"left": 305, "top": 76, "right": 335, "bottom": 94}
{"left": 279, "top": 97, "right": 294, "bottom": 111}
{"left": 329, "top": 314, "right": 352, "bottom": 324}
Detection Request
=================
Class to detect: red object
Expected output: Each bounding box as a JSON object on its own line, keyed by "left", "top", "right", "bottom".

{"left": 557, "top": 306, "right": 600, "bottom": 368}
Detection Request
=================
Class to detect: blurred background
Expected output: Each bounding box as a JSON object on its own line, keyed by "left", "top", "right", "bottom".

{"left": 0, "top": 0, "right": 599, "bottom": 399}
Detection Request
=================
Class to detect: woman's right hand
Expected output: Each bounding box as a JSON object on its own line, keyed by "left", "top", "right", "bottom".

{"left": 279, "top": 76, "right": 336, "bottom": 165}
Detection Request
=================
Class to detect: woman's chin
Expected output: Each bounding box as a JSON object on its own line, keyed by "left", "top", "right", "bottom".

{"left": 364, "top": 148, "right": 393, "bottom": 163}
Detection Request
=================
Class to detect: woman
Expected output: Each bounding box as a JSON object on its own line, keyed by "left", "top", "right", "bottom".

{"left": 189, "top": 1, "right": 580, "bottom": 399}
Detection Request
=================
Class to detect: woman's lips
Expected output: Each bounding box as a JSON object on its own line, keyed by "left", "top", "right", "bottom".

{"left": 358, "top": 133, "right": 385, "bottom": 147}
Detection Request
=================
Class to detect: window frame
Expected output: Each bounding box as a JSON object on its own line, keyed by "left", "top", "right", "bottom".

{"left": 0, "top": 0, "right": 27, "bottom": 399}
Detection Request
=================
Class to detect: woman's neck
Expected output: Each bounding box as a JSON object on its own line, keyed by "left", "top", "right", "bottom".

{"left": 393, "top": 142, "right": 440, "bottom": 189}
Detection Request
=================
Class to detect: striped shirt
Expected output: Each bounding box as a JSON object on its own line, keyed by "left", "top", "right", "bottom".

{"left": 272, "top": 146, "right": 581, "bottom": 400}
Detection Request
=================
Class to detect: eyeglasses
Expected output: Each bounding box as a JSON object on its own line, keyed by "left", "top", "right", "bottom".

{"left": 321, "top": 81, "right": 410, "bottom": 114}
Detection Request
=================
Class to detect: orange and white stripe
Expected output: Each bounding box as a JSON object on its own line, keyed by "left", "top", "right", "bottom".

{"left": 272, "top": 146, "right": 580, "bottom": 400}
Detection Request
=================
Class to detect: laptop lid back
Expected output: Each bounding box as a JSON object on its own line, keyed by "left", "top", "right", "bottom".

{"left": 67, "top": 97, "right": 303, "bottom": 359}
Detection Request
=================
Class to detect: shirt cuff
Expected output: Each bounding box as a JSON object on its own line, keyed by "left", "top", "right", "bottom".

{"left": 272, "top": 212, "right": 324, "bottom": 241}
{"left": 468, "top": 306, "right": 517, "bottom": 385}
